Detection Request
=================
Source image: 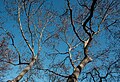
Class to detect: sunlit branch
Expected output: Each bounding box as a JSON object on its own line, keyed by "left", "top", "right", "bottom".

{"left": 95, "top": 24, "right": 100, "bottom": 34}
{"left": 66, "top": 1, "right": 96, "bottom": 81}
{"left": 18, "top": 1, "right": 35, "bottom": 57}
{"left": 33, "top": 13, "right": 54, "bottom": 56}
{"left": 39, "top": 22, "right": 48, "bottom": 45}
{"left": 23, "top": 1, "right": 35, "bottom": 54}
{"left": 33, "top": 23, "right": 45, "bottom": 53}
{"left": 67, "top": 56, "right": 92, "bottom": 81}
{"left": 73, "top": 42, "right": 82, "bottom": 49}
{"left": 67, "top": 0, "right": 96, "bottom": 58}
{"left": 27, "top": 2, "right": 34, "bottom": 50}
{"left": 68, "top": 47, "right": 76, "bottom": 69}
{"left": 59, "top": 33, "right": 76, "bottom": 69}
{"left": 37, "top": 25, "right": 47, "bottom": 56}
{"left": 60, "top": 35, "right": 76, "bottom": 69}
{"left": 6, "top": 2, "right": 39, "bottom": 81}
{"left": 73, "top": 58, "right": 81, "bottom": 63}
{"left": 7, "top": 55, "right": 37, "bottom": 82}
{"left": 33, "top": 23, "right": 40, "bottom": 38}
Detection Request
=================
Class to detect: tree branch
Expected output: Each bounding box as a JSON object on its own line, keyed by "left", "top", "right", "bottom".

{"left": 7, "top": 56, "right": 37, "bottom": 82}
{"left": 0, "top": 27, "right": 29, "bottom": 65}
{"left": 67, "top": 56, "right": 92, "bottom": 82}
{"left": 82, "top": 0, "right": 97, "bottom": 37}
{"left": 36, "top": 68, "right": 69, "bottom": 78}
{"left": 18, "top": 0, "right": 35, "bottom": 57}
{"left": 67, "top": 0, "right": 84, "bottom": 43}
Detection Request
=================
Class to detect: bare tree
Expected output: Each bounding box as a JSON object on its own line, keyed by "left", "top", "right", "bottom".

{"left": 0, "top": 0, "right": 119, "bottom": 82}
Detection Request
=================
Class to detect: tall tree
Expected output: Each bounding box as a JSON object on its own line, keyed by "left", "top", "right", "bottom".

{"left": 0, "top": 0, "right": 119, "bottom": 82}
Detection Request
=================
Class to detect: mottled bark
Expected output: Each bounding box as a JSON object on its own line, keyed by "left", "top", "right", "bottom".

{"left": 67, "top": 56, "right": 92, "bottom": 82}
{"left": 67, "top": 0, "right": 97, "bottom": 81}
{"left": 7, "top": 56, "right": 37, "bottom": 82}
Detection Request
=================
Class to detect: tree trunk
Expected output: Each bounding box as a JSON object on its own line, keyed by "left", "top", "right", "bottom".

{"left": 67, "top": 56, "right": 92, "bottom": 82}
{"left": 7, "top": 56, "right": 37, "bottom": 82}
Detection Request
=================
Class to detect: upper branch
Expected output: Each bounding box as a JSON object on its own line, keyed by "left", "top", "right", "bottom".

{"left": 82, "top": 0, "right": 97, "bottom": 37}
{"left": 7, "top": 55, "right": 37, "bottom": 82}
{"left": 18, "top": 1, "right": 35, "bottom": 57}
{"left": 67, "top": 0, "right": 84, "bottom": 43}
{"left": 27, "top": 2, "right": 34, "bottom": 49}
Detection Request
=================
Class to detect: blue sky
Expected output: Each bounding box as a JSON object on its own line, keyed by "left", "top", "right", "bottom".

{"left": 0, "top": 0, "right": 120, "bottom": 82}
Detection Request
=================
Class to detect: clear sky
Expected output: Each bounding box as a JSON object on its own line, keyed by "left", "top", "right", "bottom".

{"left": 0, "top": 0, "right": 119, "bottom": 82}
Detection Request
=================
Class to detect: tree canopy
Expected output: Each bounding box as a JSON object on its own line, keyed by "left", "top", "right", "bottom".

{"left": 0, "top": 0, "right": 120, "bottom": 82}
